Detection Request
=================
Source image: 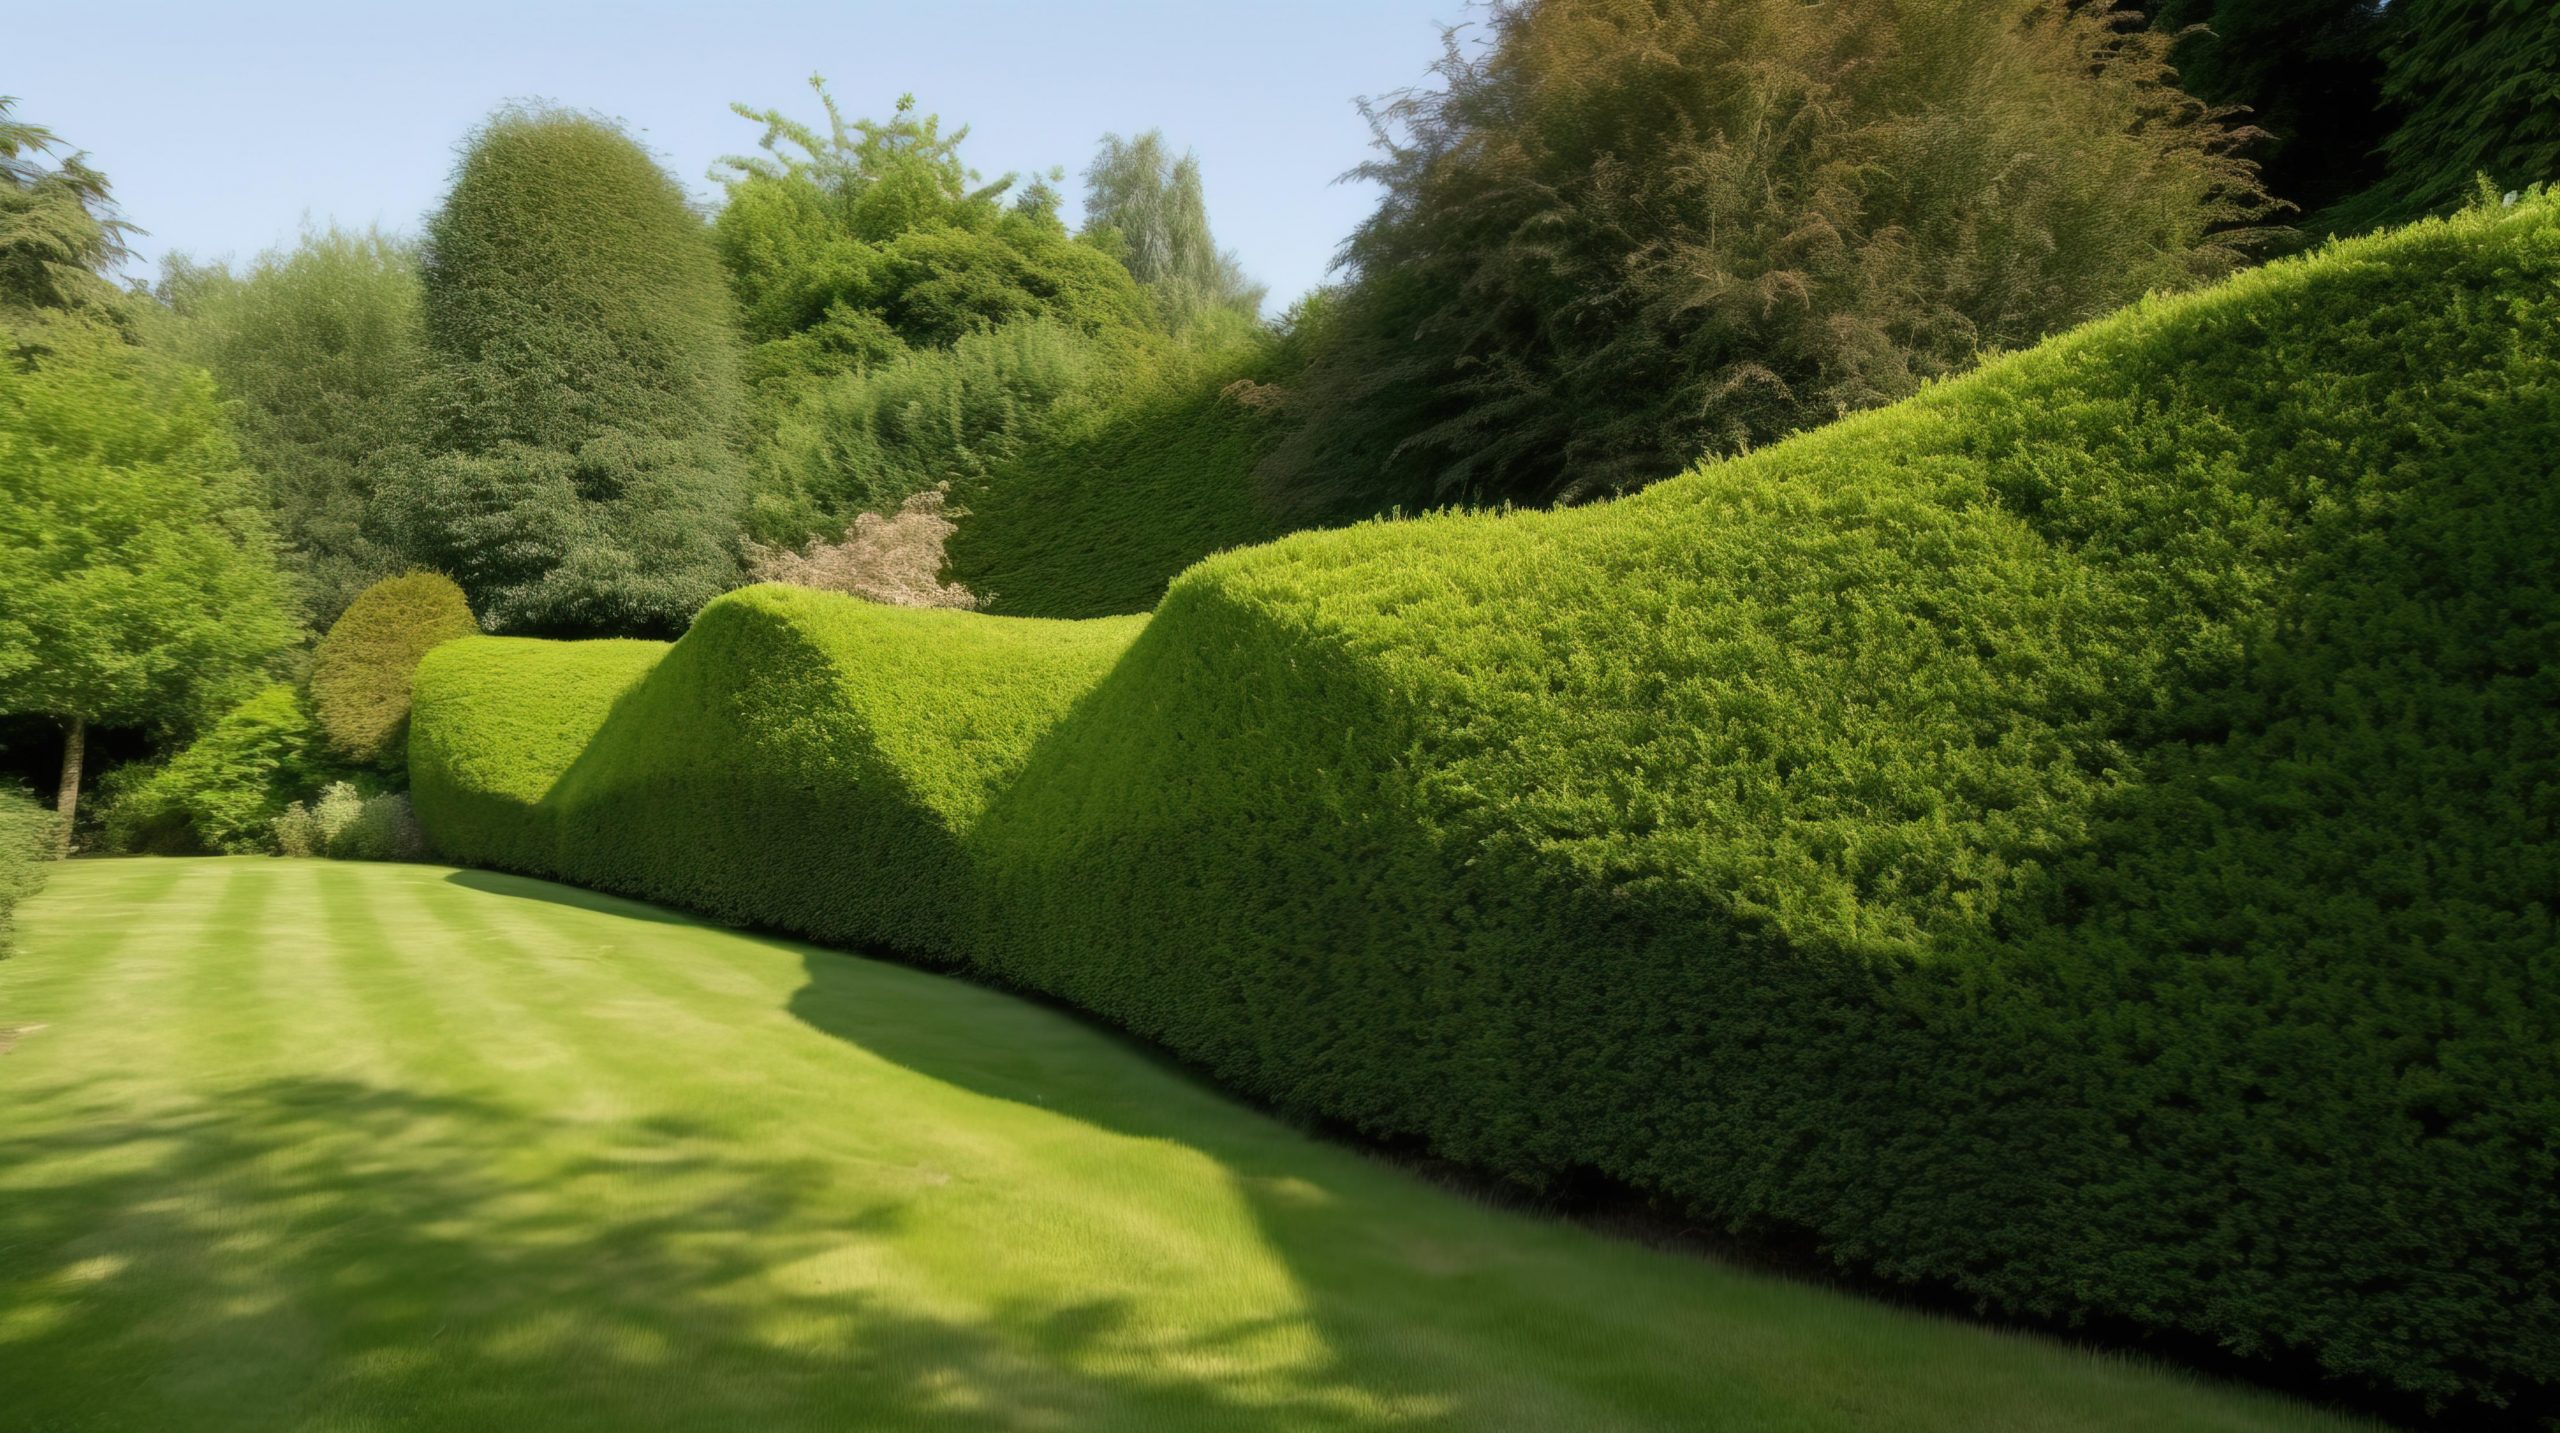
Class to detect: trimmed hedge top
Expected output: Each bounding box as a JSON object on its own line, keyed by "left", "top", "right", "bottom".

{"left": 413, "top": 197, "right": 2560, "bottom": 1414}
{"left": 312, "top": 572, "right": 481, "bottom": 765}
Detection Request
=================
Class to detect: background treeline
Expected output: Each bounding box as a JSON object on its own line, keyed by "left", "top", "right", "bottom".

{"left": 5, "top": 0, "right": 2557, "bottom": 861}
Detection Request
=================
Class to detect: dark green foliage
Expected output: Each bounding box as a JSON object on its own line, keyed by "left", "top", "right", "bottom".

{"left": 2144, "top": 1, "right": 2391, "bottom": 223}
{"left": 154, "top": 229, "right": 425, "bottom": 626}
{"left": 98, "top": 685, "right": 337, "bottom": 854}
{"left": 414, "top": 200, "right": 2560, "bottom": 1412}
{"left": 946, "top": 340, "right": 1293, "bottom": 617}
{"left": 309, "top": 572, "right": 480, "bottom": 766}
{"left": 1265, "top": 0, "right": 2276, "bottom": 516}
{"left": 0, "top": 783, "right": 59, "bottom": 951}
{"left": 2327, "top": 0, "right": 2560, "bottom": 230}
{"left": 384, "top": 107, "right": 745, "bottom": 637}
{"left": 0, "top": 97, "right": 134, "bottom": 318}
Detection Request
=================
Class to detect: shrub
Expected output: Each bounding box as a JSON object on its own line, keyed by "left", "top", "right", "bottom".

{"left": 330, "top": 789, "right": 426, "bottom": 862}
{"left": 270, "top": 799, "right": 321, "bottom": 858}
{"left": 411, "top": 198, "right": 2560, "bottom": 1412}
{"left": 272, "top": 781, "right": 422, "bottom": 862}
{"left": 746, "top": 490, "right": 978, "bottom": 610}
{"left": 99, "top": 685, "right": 333, "bottom": 854}
{"left": 413, "top": 591, "right": 1140, "bottom": 956}
{"left": 0, "top": 784, "right": 60, "bottom": 952}
{"left": 309, "top": 571, "right": 481, "bottom": 765}
{"left": 1262, "top": 0, "right": 2276, "bottom": 514}
{"left": 747, "top": 318, "right": 1117, "bottom": 545}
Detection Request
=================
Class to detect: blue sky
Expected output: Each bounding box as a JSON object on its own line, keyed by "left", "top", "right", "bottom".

{"left": 11, "top": 0, "right": 1468, "bottom": 310}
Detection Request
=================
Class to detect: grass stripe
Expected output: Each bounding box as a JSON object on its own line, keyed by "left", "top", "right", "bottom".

{"left": 0, "top": 860, "right": 2375, "bottom": 1432}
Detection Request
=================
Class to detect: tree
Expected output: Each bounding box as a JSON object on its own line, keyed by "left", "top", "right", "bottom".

{"left": 381, "top": 106, "right": 746, "bottom": 637}
{"left": 713, "top": 80, "right": 1151, "bottom": 394}
{"left": 0, "top": 96, "right": 135, "bottom": 318}
{"left": 2141, "top": 1, "right": 2390, "bottom": 225}
{"left": 0, "top": 314, "right": 301, "bottom": 836}
{"left": 154, "top": 228, "right": 426, "bottom": 625}
{"left": 1080, "top": 131, "right": 1265, "bottom": 329}
{"left": 1260, "top": 0, "right": 2278, "bottom": 515}
{"left": 2327, "top": 0, "right": 2560, "bottom": 230}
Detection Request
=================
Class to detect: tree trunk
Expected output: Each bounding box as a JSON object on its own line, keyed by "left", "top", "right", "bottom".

{"left": 54, "top": 715, "right": 83, "bottom": 854}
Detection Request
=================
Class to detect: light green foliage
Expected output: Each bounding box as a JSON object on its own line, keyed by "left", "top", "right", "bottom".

{"left": 0, "top": 859, "right": 2362, "bottom": 1430}
{"left": 269, "top": 798, "right": 320, "bottom": 858}
{"left": 715, "top": 81, "right": 1149, "bottom": 397}
{"left": 1080, "top": 131, "right": 1264, "bottom": 328}
{"left": 741, "top": 308, "right": 1290, "bottom": 616}
{"left": 415, "top": 199, "right": 2560, "bottom": 1411}
{"left": 0, "top": 97, "right": 134, "bottom": 318}
{"left": 0, "top": 785, "right": 59, "bottom": 951}
{"left": 413, "top": 588, "right": 1143, "bottom": 959}
{"left": 947, "top": 339, "right": 1293, "bottom": 617}
{"left": 274, "top": 780, "right": 422, "bottom": 861}
{"left": 383, "top": 107, "right": 745, "bottom": 637}
{"left": 153, "top": 229, "right": 425, "bottom": 625}
{"left": 1264, "top": 0, "right": 2278, "bottom": 514}
{"left": 98, "top": 685, "right": 335, "bottom": 855}
{"left": 406, "top": 637, "right": 668, "bottom": 874}
{"left": 0, "top": 312, "right": 301, "bottom": 821}
{"left": 310, "top": 571, "right": 480, "bottom": 765}
{"left": 329, "top": 789, "right": 425, "bottom": 861}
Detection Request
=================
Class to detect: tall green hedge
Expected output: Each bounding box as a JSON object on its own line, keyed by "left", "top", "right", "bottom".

{"left": 412, "top": 197, "right": 2560, "bottom": 1413}
{"left": 0, "top": 784, "right": 60, "bottom": 952}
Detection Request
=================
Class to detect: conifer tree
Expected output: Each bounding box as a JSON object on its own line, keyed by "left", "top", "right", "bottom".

{"left": 384, "top": 106, "right": 746, "bottom": 637}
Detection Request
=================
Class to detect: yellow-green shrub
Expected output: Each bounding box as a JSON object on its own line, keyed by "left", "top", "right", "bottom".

{"left": 413, "top": 198, "right": 2560, "bottom": 1412}
{"left": 310, "top": 572, "right": 479, "bottom": 765}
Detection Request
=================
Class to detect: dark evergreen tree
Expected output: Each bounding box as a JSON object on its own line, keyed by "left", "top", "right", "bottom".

{"left": 384, "top": 106, "right": 745, "bottom": 637}
{"left": 2331, "top": 0, "right": 2560, "bottom": 228}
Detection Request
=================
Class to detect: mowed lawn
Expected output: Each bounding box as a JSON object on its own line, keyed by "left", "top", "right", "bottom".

{"left": 0, "top": 860, "right": 2371, "bottom": 1432}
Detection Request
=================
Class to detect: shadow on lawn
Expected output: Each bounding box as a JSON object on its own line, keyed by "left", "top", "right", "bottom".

{"left": 0, "top": 1067, "right": 1437, "bottom": 1432}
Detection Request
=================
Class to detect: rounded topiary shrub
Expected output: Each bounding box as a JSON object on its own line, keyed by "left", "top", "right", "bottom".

{"left": 311, "top": 572, "right": 480, "bottom": 765}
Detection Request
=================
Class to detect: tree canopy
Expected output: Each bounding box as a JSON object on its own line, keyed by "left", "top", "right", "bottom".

{"left": 155, "top": 227, "right": 425, "bottom": 626}
{"left": 0, "top": 96, "right": 135, "bottom": 318}
{"left": 1080, "top": 131, "right": 1265, "bottom": 330}
{"left": 714, "top": 79, "right": 1151, "bottom": 398}
{"left": 0, "top": 312, "right": 301, "bottom": 823}
{"left": 382, "top": 106, "right": 746, "bottom": 637}
{"left": 1259, "top": 0, "right": 2277, "bottom": 515}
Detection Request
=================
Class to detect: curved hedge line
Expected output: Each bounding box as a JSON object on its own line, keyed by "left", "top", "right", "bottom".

{"left": 413, "top": 199, "right": 2560, "bottom": 1413}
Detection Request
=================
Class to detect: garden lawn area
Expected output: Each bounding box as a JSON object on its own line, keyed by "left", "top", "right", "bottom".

{"left": 0, "top": 859, "right": 2369, "bottom": 1433}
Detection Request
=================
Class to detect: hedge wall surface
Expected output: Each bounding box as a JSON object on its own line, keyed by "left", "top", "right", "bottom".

{"left": 411, "top": 199, "right": 2560, "bottom": 1413}
{"left": 0, "top": 784, "right": 59, "bottom": 951}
